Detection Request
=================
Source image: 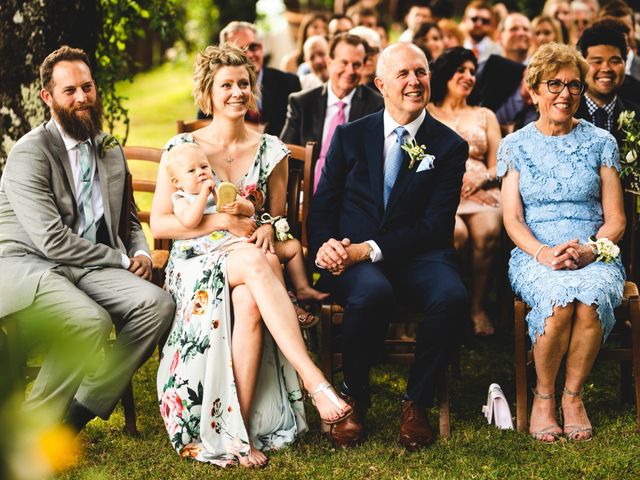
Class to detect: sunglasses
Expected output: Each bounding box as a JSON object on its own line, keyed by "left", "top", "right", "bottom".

{"left": 541, "top": 79, "right": 585, "bottom": 95}
{"left": 470, "top": 16, "right": 491, "bottom": 25}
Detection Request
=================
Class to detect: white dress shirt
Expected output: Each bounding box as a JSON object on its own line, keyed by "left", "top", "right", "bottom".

{"left": 53, "top": 120, "right": 104, "bottom": 234}
{"left": 53, "top": 120, "right": 148, "bottom": 269}
{"left": 322, "top": 81, "right": 356, "bottom": 146}
{"left": 365, "top": 109, "right": 427, "bottom": 262}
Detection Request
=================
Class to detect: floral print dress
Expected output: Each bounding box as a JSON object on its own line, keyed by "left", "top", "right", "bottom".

{"left": 157, "top": 133, "right": 308, "bottom": 466}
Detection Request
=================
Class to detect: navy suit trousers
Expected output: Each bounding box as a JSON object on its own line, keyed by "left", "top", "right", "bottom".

{"left": 319, "top": 248, "right": 468, "bottom": 407}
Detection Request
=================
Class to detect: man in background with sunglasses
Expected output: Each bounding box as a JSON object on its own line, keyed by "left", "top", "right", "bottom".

{"left": 462, "top": 1, "right": 503, "bottom": 65}
{"left": 197, "top": 21, "right": 301, "bottom": 137}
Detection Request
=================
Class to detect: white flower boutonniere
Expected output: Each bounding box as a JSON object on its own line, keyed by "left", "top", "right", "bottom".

{"left": 400, "top": 138, "right": 434, "bottom": 170}
{"left": 98, "top": 134, "right": 119, "bottom": 158}
{"left": 586, "top": 236, "right": 620, "bottom": 263}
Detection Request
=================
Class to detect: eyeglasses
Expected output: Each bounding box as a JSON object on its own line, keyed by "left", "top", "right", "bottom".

{"left": 470, "top": 16, "right": 491, "bottom": 25}
{"left": 246, "top": 42, "right": 262, "bottom": 52}
{"left": 540, "top": 79, "right": 585, "bottom": 95}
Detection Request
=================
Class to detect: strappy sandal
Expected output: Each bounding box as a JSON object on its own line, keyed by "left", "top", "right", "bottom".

{"left": 530, "top": 389, "right": 562, "bottom": 443}
{"left": 288, "top": 291, "right": 319, "bottom": 329}
{"left": 562, "top": 387, "right": 593, "bottom": 442}
{"left": 308, "top": 382, "right": 353, "bottom": 425}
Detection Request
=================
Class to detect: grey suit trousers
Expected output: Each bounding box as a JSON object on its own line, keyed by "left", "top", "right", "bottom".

{"left": 12, "top": 265, "right": 174, "bottom": 419}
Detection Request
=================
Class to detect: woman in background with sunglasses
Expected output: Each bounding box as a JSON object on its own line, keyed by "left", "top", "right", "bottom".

{"left": 498, "top": 43, "right": 626, "bottom": 443}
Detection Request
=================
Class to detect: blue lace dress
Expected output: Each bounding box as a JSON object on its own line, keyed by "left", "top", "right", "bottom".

{"left": 497, "top": 120, "right": 625, "bottom": 344}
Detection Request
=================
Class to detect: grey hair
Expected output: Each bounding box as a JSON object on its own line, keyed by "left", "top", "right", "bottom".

{"left": 219, "top": 21, "right": 263, "bottom": 44}
{"left": 375, "top": 42, "right": 428, "bottom": 79}
{"left": 303, "top": 35, "right": 329, "bottom": 58}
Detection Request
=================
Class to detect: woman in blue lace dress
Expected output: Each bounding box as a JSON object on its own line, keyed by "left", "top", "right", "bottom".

{"left": 498, "top": 43, "right": 625, "bottom": 443}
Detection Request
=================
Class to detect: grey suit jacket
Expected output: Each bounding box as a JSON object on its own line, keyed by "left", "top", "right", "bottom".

{"left": 0, "top": 119, "right": 148, "bottom": 317}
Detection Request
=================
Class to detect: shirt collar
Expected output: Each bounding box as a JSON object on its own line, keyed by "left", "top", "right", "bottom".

{"left": 326, "top": 81, "right": 356, "bottom": 108}
{"left": 584, "top": 94, "right": 617, "bottom": 116}
{"left": 52, "top": 118, "right": 91, "bottom": 152}
{"left": 383, "top": 108, "right": 426, "bottom": 140}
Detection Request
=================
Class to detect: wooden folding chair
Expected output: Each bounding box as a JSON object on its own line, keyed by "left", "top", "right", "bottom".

{"left": 123, "top": 146, "right": 172, "bottom": 287}
{"left": 514, "top": 281, "right": 640, "bottom": 433}
{"left": 284, "top": 142, "right": 317, "bottom": 247}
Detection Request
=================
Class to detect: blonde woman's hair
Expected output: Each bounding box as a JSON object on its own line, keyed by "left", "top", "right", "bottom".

{"left": 525, "top": 42, "right": 589, "bottom": 91}
{"left": 193, "top": 42, "right": 259, "bottom": 116}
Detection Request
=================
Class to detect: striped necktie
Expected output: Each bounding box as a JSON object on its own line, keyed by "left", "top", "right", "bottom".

{"left": 76, "top": 141, "right": 96, "bottom": 243}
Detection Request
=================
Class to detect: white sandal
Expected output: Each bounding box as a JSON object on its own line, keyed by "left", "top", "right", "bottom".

{"left": 308, "top": 382, "right": 353, "bottom": 425}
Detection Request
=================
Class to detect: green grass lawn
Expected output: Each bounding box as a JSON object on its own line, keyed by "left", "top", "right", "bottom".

{"left": 60, "top": 333, "right": 640, "bottom": 479}
{"left": 114, "top": 57, "right": 196, "bottom": 149}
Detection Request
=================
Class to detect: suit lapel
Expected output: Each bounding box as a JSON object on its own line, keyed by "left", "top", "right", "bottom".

{"left": 93, "top": 133, "right": 114, "bottom": 243}
{"left": 313, "top": 85, "right": 328, "bottom": 145}
{"left": 44, "top": 120, "right": 76, "bottom": 206}
{"left": 383, "top": 112, "right": 434, "bottom": 220}
{"left": 365, "top": 111, "right": 385, "bottom": 215}
{"left": 349, "top": 86, "right": 365, "bottom": 121}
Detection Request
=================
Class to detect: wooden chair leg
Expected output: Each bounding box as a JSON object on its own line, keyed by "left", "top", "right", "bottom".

{"left": 121, "top": 381, "right": 138, "bottom": 436}
{"left": 514, "top": 299, "right": 528, "bottom": 433}
{"left": 629, "top": 295, "right": 640, "bottom": 432}
{"left": 437, "top": 367, "right": 450, "bottom": 438}
{"left": 320, "top": 304, "right": 334, "bottom": 383}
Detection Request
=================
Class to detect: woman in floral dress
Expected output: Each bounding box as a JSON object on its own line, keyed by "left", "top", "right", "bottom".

{"left": 151, "top": 43, "right": 350, "bottom": 467}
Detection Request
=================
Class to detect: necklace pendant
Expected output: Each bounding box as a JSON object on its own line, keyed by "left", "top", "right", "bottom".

{"left": 225, "top": 156, "right": 234, "bottom": 164}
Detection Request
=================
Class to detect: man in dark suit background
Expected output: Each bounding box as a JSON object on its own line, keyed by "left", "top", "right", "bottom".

{"left": 308, "top": 42, "right": 468, "bottom": 450}
{"left": 280, "top": 33, "right": 384, "bottom": 192}
{"left": 197, "top": 21, "right": 301, "bottom": 136}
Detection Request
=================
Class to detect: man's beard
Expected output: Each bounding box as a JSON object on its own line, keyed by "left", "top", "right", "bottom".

{"left": 52, "top": 95, "right": 103, "bottom": 141}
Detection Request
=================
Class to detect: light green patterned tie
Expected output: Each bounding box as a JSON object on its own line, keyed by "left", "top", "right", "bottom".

{"left": 76, "top": 141, "right": 96, "bottom": 243}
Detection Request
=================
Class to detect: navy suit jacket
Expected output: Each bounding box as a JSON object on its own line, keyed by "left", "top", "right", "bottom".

{"left": 308, "top": 110, "right": 468, "bottom": 265}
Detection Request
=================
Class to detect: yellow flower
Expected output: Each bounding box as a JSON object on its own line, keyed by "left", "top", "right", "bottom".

{"left": 36, "top": 424, "right": 81, "bottom": 473}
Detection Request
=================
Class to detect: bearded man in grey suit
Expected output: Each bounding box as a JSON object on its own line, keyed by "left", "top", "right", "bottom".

{"left": 0, "top": 46, "right": 174, "bottom": 431}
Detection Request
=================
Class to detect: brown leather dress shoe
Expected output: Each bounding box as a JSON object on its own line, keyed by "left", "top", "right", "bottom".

{"left": 399, "top": 400, "right": 435, "bottom": 451}
{"left": 329, "top": 393, "right": 365, "bottom": 448}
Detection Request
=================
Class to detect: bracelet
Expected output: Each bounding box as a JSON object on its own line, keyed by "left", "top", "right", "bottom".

{"left": 259, "top": 213, "right": 293, "bottom": 241}
{"left": 586, "top": 236, "right": 620, "bottom": 263}
{"left": 533, "top": 244, "right": 548, "bottom": 263}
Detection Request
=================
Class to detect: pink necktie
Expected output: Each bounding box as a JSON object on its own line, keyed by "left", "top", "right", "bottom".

{"left": 314, "top": 101, "right": 346, "bottom": 193}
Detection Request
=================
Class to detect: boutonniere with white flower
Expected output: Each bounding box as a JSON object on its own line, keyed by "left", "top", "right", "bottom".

{"left": 617, "top": 110, "right": 640, "bottom": 188}
{"left": 400, "top": 138, "right": 434, "bottom": 169}
{"left": 98, "top": 134, "right": 119, "bottom": 158}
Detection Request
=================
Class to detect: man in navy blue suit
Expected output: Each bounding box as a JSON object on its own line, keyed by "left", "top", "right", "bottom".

{"left": 308, "top": 42, "right": 468, "bottom": 450}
